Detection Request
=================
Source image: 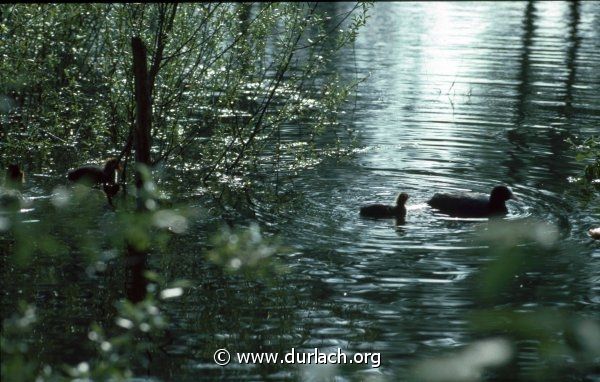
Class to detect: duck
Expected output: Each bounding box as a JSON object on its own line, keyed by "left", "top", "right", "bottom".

{"left": 589, "top": 227, "right": 600, "bottom": 240}
{"left": 68, "top": 158, "right": 122, "bottom": 207}
{"left": 5, "top": 164, "right": 25, "bottom": 187}
{"left": 360, "top": 193, "right": 409, "bottom": 220}
{"left": 428, "top": 185, "right": 514, "bottom": 218}
{"left": 67, "top": 157, "right": 121, "bottom": 185}
{"left": 1, "top": 164, "right": 25, "bottom": 209}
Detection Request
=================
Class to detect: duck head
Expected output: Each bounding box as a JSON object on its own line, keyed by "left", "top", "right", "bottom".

{"left": 103, "top": 158, "right": 122, "bottom": 183}
{"left": 104, "top": 158, "right": 122, "bottom": 172}
{"left": 395, "top": 192, "right": 410, "bottom": 206}
{"left": 490, "top": 186, "right": 514, "bottom": 204}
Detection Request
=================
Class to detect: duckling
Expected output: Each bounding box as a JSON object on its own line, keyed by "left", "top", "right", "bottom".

{"left": 67, "top": 157, "right": 121, "bottom": 185}
{"left": 428, "top": 185, "right": 514, "bottom": 218}
{"left": 360, "top": 193, "right": 409, "bottom": 220}
{"left": 589, "top": 227, "right": 600, "bottom": 240}
{"left": 5, "top": 164, "right": 25, "bottom": 187}
{"left": 1, "top": 164, "right": 25, "bottom": 210}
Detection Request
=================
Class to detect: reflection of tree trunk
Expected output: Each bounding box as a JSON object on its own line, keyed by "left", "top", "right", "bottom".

{"left": 504, "top": 1, "right": 536, "bottom": 182}
{"left": 515, "top": 1, "right": 535, "bottom": 125}
{"left": 126, "top": 36, "right": 152, "bottom": 303}
{"left": 564, "top": 1, "right": 580, "bottom": 115}
{"left": 546, "top": 1, "right": 580, "bottom": 184}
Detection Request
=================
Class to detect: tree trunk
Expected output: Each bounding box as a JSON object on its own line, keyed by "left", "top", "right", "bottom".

{"left": 132, "top": 36, "right": 152, "bottom": 170}
{"left": 126, "top": 36, "right": 153, "bottom": 303}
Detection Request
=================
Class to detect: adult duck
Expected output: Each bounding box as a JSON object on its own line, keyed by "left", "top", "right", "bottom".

{"left": 68, "top": 158, "right": 122, "bottom": 207}
{"left": 67, "top": 157, "right": 121, "bottom": 185}
{"left": 428, "top": 185, "right": 514, "bottom": 218}
{"left": 360, "top": 193, "right": 409, "bottom": 220}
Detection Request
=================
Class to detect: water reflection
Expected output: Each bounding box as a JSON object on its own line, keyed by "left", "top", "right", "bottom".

{"left": 564, "top": 1, "right": 581, "bottom": 116}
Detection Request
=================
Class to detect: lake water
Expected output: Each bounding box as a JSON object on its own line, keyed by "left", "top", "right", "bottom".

{"left": 250, "top": 2, "right": 600, "bottom": 380}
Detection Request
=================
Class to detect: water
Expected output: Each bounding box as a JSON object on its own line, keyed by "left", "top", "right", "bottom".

{"left": 253, "top": 2, "right": 600, "bottom": 379}
{"left": 3, "top": 2, "right": 600, "bottom": 381}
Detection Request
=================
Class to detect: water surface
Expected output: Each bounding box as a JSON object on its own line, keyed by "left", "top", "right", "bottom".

{"left": 261, "top": 2, "right": 600, "bottom": 380}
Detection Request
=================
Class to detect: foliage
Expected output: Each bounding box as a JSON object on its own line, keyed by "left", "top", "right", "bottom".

{"left": 1, "top": 3, "right": 372, "bottom": 380}
{"left": 410, "top": 221, "right": 600, "bottom": 382}
{"left": 0, "top": 179, "right": 285, "bottom": 380}
{"left": 0, "top": 3, "right": 371, "bottom": 206}
{"left": 207, "top": 223, "right": 285, "bottom": 278}
{"left": 567, "top": 135, "right": 600, "bottom": 192}
{"left": 2, "top": 290, "right": 176, "bottom": 381}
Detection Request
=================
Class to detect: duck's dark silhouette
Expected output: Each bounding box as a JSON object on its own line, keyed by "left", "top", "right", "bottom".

{"left": 428, "top": 185, "right": 514, "bottom": 218}
{"left": 68, "top": 158, "right": 121, "bottom": 185}
{"left": 2, "top": 164, "right": 25, "bottom": 209}
{"left": 103, "top": 182, "right": 120, "bottom": 200}
{"left": 68, "top": 158, "right": 122, "bottom": 208}
{"left": 5, "top": 164, "right": 25, "bottom": 186}
{"left": 360, "top": 193, "right": 409, "bottom": 220}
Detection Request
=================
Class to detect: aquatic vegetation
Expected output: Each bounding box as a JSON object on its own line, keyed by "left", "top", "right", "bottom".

{"left": 568, "top": 136, "right": 600, "bottom": 191}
